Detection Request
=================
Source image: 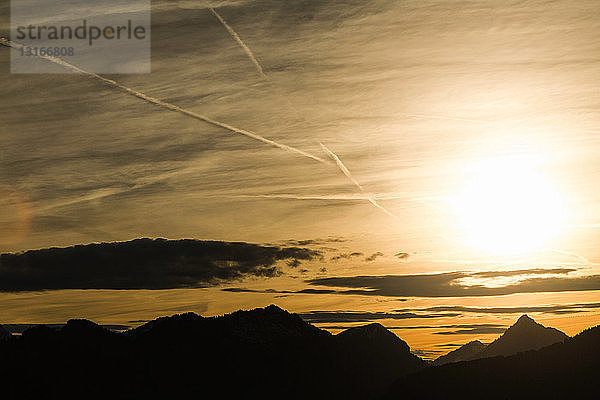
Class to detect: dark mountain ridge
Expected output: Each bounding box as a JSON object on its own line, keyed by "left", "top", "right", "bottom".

{"left": 433, "top": 314, "right": 569, "bottom": 365}
{"left": 0, "top": 305, "right": 424, "bottom": 399}
{"left": 0, "top": 324, "right": 10, "bottom": 341}
{"left": 383, "top": 321, "right": 600, "bottom": 399}
{"left": 478, "top": 314, "right": 568, "bottom": 358}
{"left": 432, "top": 340, "right": 486, "bottom": 365}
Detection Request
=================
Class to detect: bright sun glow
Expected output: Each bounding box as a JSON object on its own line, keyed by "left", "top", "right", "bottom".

{"left": 449, "top": 155, "right": 568, "bottom": 255}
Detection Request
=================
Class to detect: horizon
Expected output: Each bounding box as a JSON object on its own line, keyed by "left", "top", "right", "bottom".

{"left": 1, "top": 301, "right": 588, "bottom": 361}
{"left": 2, "top": 0, "right": 600, "bottom": 362}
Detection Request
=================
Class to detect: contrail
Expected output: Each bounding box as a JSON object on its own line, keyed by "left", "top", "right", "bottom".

{"left": 209, "top": 7, "right": 266, "bottom": 79}
{"left": 0, "top": 38, "right": 328, "bottom": 164}
{"left": 549, "top": 249, "right": 597, "bottom": 266}
{"left": 319, "top": 143, "right": 396, "bottom": 218}
{"left": 402, "top": 114, "right": 487, "bottom": 124}
{"left": 208, "top": 7, "right": 305, "bottom": 122}
{"left": 205, "top": 12, "right": 398, "bottom": 218}
{"left": 1, "top": 37, "right": 393, "bottom": 216}
{"left": 232, "top": 193, "right": 423, "bottom": 201}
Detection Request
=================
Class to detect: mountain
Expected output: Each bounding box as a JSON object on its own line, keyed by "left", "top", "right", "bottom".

{"left": 0, "top": 305, "right": 424, "bottom": 399}
{"left": 432, "top": 340, "right": 486, "bottom": 365}
{"left": 433, "top": 315, "right": 568, "bottom": 366}
{"left": 478, "top": 314, "right": 568, "bottom": 358}
{"left": 0, "top": 324, "right": 11, "bottom": 341}
{"left": 382, "top": 324, "right": 600, "bottom": 399}
{"left": 336, "top": 323, "right": 411, "bottom": 352}
{"left": 333, "top": 323, "right": 425, "bottom": 398}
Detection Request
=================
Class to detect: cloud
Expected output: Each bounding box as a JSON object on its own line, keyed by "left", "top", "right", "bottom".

{"left": 315, "top": 323, "right": 506, "bottom": 335}
{"left": 209, "top": 7, "right": 266, "bottom": 78}
{"left": 0, "top": 38, "right": 330, "bottom": 165}
{"left": 469, "top": 268, "right": 577, "bottom": 278}
{"left": 396, "top": 302, "right": 600, "bottom": 315}
{"left": 298, "top": 311, "right": 460, "bottom": 323}
{"left": 221, "top": 287, "right": 338, "bottom": 294}
{"left": 331, "top": 252, "right": 364, "bottom": 261}
{"left": 319, "top": 142, "right": 397, "bottom": 217}
{"left": 0, "top": 238, "right": 321, "bottom": 291}
{"left": 411, "top": 349, "right": 444, "bottom": 358}
{"left": 365, "top": 252, "right": 384, "bottom": 262}
{"left": 434, "top": 343, "right": 466, "bottom": 348}
{"left": 305, "top": 269, "right": 600, "bottom": 297}
{"left": 433, "top": 326, "right": 507, "bottom": 335}
{"left": 280, "top": 237, "right": 346, "bottom": 247}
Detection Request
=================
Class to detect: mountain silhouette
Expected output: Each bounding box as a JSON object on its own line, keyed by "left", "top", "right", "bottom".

{"left": 382, "top": 322, "right": 600, "bottom": 399}
{"left": 333, "top": 323, "right": 425, "bottom": 398}
{"left": 432, "top": 315, "right": 568, "bottom": 366}
{"left": 337, "top": 323, "right": 411, "bottom": 352}
{"left": 0, "top": 324, "right": 10, "bottom": 341}
{"left": 432, "top": 340, "right": 486, "bottom": 365}
{"left": 0, "top": 305, "right": 424, "bottom": 399}
{"left": 478, "top": 314, "right": 568, "bottom": 358}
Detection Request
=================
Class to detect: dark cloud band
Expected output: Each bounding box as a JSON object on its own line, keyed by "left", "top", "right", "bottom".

{"left": 0, "top": 238, "right": 321, "bottom": 291}
{"left": 299, "top": 311, "right": 460, "bottom": 323}
{"left": 396, "top": 303, "right": 600, "bottom": 315}
{"left": 305, "top": 270, "right": 600, "bottom": 297}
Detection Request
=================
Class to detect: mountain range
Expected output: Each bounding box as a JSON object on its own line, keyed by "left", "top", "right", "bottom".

{"left": 383, "top": 321, "right": 600, "bottom": 399}
{"left": 432, "top": 314, "right": 569, "bottom": 365}
{"left": 432, "top": 340, "right": 486, "bottom": 365}
{"left": 0, "top": 307, "right": 596, "bottom": 399}
{"left": 0, "top": 305, "right": 423, "bottom": 399}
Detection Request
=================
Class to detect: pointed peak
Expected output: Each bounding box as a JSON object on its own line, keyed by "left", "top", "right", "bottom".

{"left": 517, "top": 314, "right": 534, "bottom": 322}
{"left": 513, "top": 314, "right": 538, "bottom": 328}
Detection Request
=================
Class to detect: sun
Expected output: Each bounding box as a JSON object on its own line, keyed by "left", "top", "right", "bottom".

{"left": 448, "top": 155, "right": 568, "bottom": 255}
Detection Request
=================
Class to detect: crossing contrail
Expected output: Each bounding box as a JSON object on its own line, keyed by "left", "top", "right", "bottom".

{"left": 209, "top": 7, "right": 266, "bottom": 79}
{"left": 1, "top": 37, "right": 394, "bottom": 217}
{"left": 206, "top": 11, "right": 397, "bottom": 217}
{"left": 0, "top": 37, "right": 329, "bottom": 164}
{"left": 319, "top": 143, "right": 396, "bottom": 218}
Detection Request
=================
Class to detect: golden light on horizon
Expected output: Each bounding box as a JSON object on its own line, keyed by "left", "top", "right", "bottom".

{"left": 448, "top": 155, "right": 569, "bottom": 255}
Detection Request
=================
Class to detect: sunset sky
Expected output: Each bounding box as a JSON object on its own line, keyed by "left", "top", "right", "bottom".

{"left": 1, "top": 0, "right": 599, "bottom": 358}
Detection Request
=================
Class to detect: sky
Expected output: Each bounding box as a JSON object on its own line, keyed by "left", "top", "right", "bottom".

{"left": 1, "top": 0, "right": 600, "bottom": 358}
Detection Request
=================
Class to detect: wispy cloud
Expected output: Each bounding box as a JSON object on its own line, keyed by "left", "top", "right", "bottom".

{"left": 331, "top": 252, "right": 363, "bottom": 261}
{"left": 205, "top": 11, "right": 401, "bottom": 219}
{"left": 396, "top": 303, "right": 600, "bottom": 316}
{"left": 209, "top": 7, "right": 266, "bottom": 78}
{"left": 320, "top": 142, "right": 396, "bottom": 217}
{"left": 299, "top": 311, "right": 460, "bottom": 323}
{"left": 365, "top": 252, "right": 384, "bottom": 262}
{"left": 0, "top": 38, "right": 329, "bottom": 165}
